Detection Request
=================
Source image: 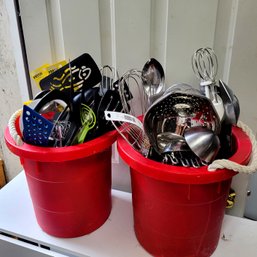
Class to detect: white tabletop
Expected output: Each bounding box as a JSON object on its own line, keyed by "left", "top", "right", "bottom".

{"left": 0, "top": 171, "right": 257, "bottom": 257}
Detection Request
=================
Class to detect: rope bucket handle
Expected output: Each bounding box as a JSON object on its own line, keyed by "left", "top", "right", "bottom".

{"left": 8, "top": 109, "right": 23, "bottom": 146}
{"left": 208, "top": 121, "right": 257, "bottom": 173}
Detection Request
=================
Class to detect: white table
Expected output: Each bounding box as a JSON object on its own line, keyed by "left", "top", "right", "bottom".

{"left": 0, "top": 172, "right": 256, "bottom": 257}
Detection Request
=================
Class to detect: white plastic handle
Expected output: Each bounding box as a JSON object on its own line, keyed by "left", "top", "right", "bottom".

{"left": 104, "top": 111, "right": 144, "bottom": 130}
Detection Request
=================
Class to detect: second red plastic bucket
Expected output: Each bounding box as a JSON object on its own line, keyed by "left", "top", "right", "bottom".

{"left": 5, "top": 120, "right": 117, "bottom": 238}
{"left": 118, "top": 126, "right": 252, "bottom": 257}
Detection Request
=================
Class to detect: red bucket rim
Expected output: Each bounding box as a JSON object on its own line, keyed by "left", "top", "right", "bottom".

{"left": 117, "top": 126, "right": 252, "bottom": 184}
{"left": 5, "top": 123, "right": 117, "bottom": 162}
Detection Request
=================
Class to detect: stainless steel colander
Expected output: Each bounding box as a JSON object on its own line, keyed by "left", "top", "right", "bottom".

{"left": 143, "top": 87, "right": 221, "bottom": 154}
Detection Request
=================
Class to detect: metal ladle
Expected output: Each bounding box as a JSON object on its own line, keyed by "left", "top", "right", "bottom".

{"left": 141, "top": 58, "right": 165, "bottom": 107}
{"left": 157, "top": 132, "right": 189, "bottom": 154}
{"left": 184, "top": 126, "right": 220, "bottom": 163}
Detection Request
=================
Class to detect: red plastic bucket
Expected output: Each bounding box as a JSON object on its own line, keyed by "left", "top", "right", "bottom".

{"left": 117, "top": 126, "right": 252, "bottom": 257}
{"left": 5, "top": 118, "right": 117, "bottom": 238}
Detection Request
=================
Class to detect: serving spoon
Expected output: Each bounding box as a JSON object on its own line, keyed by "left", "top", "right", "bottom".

{"left": 141, "top": 58, "right": 165, "bottom": 107}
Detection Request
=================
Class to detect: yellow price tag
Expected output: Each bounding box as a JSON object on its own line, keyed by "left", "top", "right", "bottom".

{"left": 30, "top": 60, "right": 67, "bottom": 89}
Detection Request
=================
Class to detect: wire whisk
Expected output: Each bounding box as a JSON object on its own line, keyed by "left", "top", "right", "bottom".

{"left": 191, "top": 47, "right": 218, "bottom": 86}
{"left": 104, "top": 111, "right": 150, "bottom": 157}
{"left": 118, "top": 69, "right": 148, "bottom": 116}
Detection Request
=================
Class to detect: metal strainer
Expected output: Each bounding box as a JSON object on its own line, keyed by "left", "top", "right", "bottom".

{"left": 143, "top": 88, "right": 220, "bottom": 154}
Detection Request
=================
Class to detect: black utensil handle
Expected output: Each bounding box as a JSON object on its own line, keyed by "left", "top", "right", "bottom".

{"left": 218, "top": 123, "right": 233, "bottom": 159}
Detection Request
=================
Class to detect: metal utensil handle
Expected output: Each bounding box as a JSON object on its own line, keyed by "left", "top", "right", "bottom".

{"left": 104, "top": 111, "right": 144, "bottom": 130}
{"left": 104, "top": 111, "right": 150, "bottom": 156}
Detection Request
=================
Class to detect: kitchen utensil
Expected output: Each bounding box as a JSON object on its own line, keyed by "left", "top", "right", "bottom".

{"left": 99, "top": 65, "right": 119, "bottom": 95}
{"left": 217, "top": 80, "right": 240, "bottom": 158}
{"left": 157, "top": 132, "right": 204, "bottom": 168}
{"left": 192, "top": 47, "right": 218, "bottom": 85}
{"left": 116, "top": 69, "right": 144, "bottom": 116}
{"left": 141, "top": 58, "right": 165, "bottom": 107}
{"left": 113, "top": 76, "right": 133, "bottom": 103}
{"left": 33, "top": 89, "right": 79, "bottom": 146}
{"left": 73, "top": 104, "right": 96, "bottom": 144}
{"left": 46, "top": 102, "right": 74, "bottom": 147}
{"left": 233, "top": 94, "right": 240, "bottom": 123}
{"left": 51, "top": 119, "right": 72, "bottom": 147}
{"left": 178, "top": 151, "right": 205, "bottom": 168}
{"left": 22, "top": 105, "right": 54, "bottom": 146}
{"left": 104, "top": 111, "right": 150, "bottom": 157}
{"left": 96, "top": 89, "right": 124, "bottom": 135}
{"left": 177, "top": 151, "right": 191, "bottom": 167}
{"left": 157, "top": 132, "right": 189, "bottom": 153}
{"left": 161, "top": 149, "right": 204, "bottom": 168}
{"left": 39, "top": 53, "right": 102, "bottom": 92}
{"left": 71, "top": 87, "right": 101, "bottom": 141}
{"left": 81, "top": 87, "right": 101, "bottom": 111}
{"left": 184, "top": 126, "right": 220, "bottom": 163}
{"left": 218, "top": 80, "right": 240, "bottom": 125}
{"left": 19, "top": 89, "right": 69, "bottom": 140}
{"left": 67, "top": 52, "right": 100, "bottom": 129}
{"left": 33, "top": 89, "right": 71, "bottom": 113}
{"left": 162, "top": 152, "right": 180, "bottom": 165}
{"left": 143, "top": 89, "right": 221, "bottom": 154}
{"left": 192, "top": 47, "right": 224, "bottom": 121}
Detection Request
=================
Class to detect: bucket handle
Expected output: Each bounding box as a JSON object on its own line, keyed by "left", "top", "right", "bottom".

{"left": 8, "top": 109, "right": 23, "bottom": 146}
{"left": 208, "top": 121, "right": 257, "bottom": 173}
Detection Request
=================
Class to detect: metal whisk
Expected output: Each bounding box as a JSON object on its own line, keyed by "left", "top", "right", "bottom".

{"left": 191, "top": 47, "right": 224, "bottom": 121}
{"left": 100, "top": 65, "right": 119, "bottom": 95}
{"left": 118, "top": 69, "right": 147, "bottom": 116}
{"left": 192, "top": 47, "right": 218, "bottom": 86}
